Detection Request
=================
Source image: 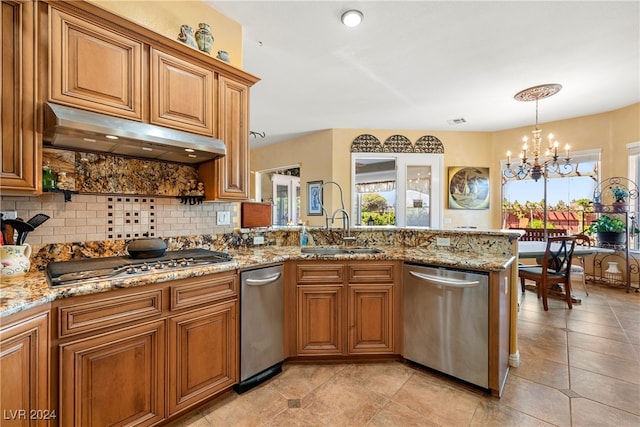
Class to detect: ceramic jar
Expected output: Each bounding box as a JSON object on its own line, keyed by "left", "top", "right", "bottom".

{"left": 1, "top": 244, "right": 32, "bottom": 278}
{"left": 216, "top": 50, "right": 230, "bottom": 63}
{"left": 195, "top": 23, "right": 214, "bottom": 54}
{"left": 177, "top": 24, "right": 198, "bottom": 49}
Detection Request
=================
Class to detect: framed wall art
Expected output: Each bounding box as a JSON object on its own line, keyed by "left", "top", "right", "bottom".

{"left": 448, "top": 167, "right": 490, "bottom": 210}
{"left": 307, "top": 180, "right": 323, "bottom": 215}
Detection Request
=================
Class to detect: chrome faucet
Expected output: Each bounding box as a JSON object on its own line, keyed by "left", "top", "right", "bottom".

{"left": 321, "top": 181, "right": 356, "bottom": 245}
{"left": 331, "top": 208, "right": 356, "bottom": 245}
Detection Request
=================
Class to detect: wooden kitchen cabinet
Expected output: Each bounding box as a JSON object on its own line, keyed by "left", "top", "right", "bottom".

{"left": 489, "top": 269, "right": 511, "bottom": 396}
{"left": 296, "top": 262, "right": 344, "bottom": 355}
{"left": 59, "top": 320, "right": 166, "bottom": 427}
{"left": 347, "top": 262, "right": 398, "bottom": 354}
{"left": 53, "top": 270, "right": 239, "bottom": 425}
{"left": 297, "top": 285, "right": 344, "bottom": 355}
{"left": 294, "top": 261, "right": 400, "bottom": 357}
{"left": 0, "top": 305, "right": 51, "bottom": 427}
{"left": 48, "top": 6, "right": 143, "bottom": 120}
{"left": 168, "top": 300, "right": 237, "bottom": 415}
{"left": 1, "top": 0, "right": 41, "bottom": 194}
{"left": 199, "top": 76, "right": 250, "bottom": 201}
{"left": 348, "top": 285, "right": 394, "bottom": 353}
{"left": 150, "top": 48, "right": 214, "bottom": 136}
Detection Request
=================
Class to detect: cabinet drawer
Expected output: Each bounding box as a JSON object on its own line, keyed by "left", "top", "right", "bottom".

{"left": 58, "top": 289, "right": 163, "bottom": 338}
{"left": 170, "top": 271, "right": 237, "bottom": 311}
{"left": 296, "top": 264, "right": 344, "bottom": 284}
{"left": 348, "top": 263, "right": 395, "bottom": 283}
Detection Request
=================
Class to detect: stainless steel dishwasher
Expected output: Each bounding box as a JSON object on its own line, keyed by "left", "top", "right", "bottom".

{"left": 403, "top": 264, "right": 489, "bottom": 389}
{"left": 235, "top": 265, "right": 284, "bottom": 393}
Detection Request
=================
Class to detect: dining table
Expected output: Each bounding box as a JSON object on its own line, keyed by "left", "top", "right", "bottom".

{"left": 517, "top": 240, "right": 616, "bottom": 305}
{"left": 517, "top": 240, "right": 615, "bottom": 259}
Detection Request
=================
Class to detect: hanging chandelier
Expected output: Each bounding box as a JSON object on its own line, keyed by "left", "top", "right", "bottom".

{"left": 503, "top": 83, "right": 573, "bottom": 182}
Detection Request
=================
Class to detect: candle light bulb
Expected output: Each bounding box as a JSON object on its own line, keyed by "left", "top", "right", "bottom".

{"left": 548, "top": 133, "right": 554, "bottom": 140}
{"left": 522, "top": 136, "right": 528, "bottom": 143}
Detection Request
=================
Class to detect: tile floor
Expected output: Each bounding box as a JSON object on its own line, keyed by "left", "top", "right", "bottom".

{"left": 169, "top": 282, "right": 640, "bottom": 426}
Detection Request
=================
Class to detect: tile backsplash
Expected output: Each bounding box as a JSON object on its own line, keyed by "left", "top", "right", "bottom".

{"left": 0, "top": 193, "right": 237, "bottom": 245}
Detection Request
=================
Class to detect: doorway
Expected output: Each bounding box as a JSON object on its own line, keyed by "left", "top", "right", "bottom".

{"left": 255, "top": 166, "right": 300, "bottom": 226}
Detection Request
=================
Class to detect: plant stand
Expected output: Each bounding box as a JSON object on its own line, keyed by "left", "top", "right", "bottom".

{"left": 589, "top": 177, "right": 638, "bottom": 292}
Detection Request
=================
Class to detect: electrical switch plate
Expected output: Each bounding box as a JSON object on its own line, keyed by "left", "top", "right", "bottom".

{"left": 253, "top": 235, "right": 265, "bottom": 245}
{"left": 216, "top": 211, "right": 231, "bottom": 225}
{"left": 0, "top": 211, "right": 17, "bottom": 220}
{"left": 436, "top": 237, "right": 450, "bottom": 247}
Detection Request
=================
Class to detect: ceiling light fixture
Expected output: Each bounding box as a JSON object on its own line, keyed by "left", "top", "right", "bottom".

{"left": 105, "top": 135, "right": 119, "bottom": 140}
{"left": 341, "top": 9, "right": 363, "bottom": 27}
{"left": 503, "top": 83, "right": 572, "bottom": 183}
{"left": 503, "top": 83, "right": 574, "bottom": 239}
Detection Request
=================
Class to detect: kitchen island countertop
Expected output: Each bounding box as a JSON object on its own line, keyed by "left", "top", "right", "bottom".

{"left": 0, "top": 245, "right": 515, "bottom": 318}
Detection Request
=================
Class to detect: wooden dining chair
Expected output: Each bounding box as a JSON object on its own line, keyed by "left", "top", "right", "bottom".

{"left": 519, "top": 236, "right": 577, "bottom": 311}
{"left": 570, "top": 234, "right": 591, "bottom": 296}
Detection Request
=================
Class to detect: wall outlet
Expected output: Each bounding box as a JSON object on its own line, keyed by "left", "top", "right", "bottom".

{"left": 436, "top": 237, "right": 450, "bottom": 247}
{"left": 0, "top": 211, "right": 17, "bottom": 220}
{"left": 216, "top": 211, "right": 231, "bottom": 225}
{"left": 253, "top": 235, "right": 265, "bottom": 245}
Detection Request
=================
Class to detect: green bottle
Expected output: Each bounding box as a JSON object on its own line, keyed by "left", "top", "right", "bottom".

{"left": 42, "top": 164, "right": 56, "bottom": 190}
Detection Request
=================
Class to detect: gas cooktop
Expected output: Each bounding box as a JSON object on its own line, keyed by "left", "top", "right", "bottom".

{"left": 46, "top": 249, "right": 233, "bottom": 287}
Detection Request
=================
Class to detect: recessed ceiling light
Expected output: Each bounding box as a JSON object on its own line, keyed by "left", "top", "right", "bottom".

{"left": 341, "top": 10, "right": 363, "bottom": 27}
{"left": 188, "top": 154, "right": 197, "bottom": 158}
{"left": 105, "top": 135, "right": 119, "bottom": 140}
{"left": 142, "top": 147, "right": 153, "bottom": 151}
{"left": 83, "top": 137, "right": 96, "bottom": 143}
{"left": 184, "top": 148, "right": 195, "bottom": 153}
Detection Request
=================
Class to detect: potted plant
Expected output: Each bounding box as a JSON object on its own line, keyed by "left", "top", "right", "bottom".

{"left": 585, "top": 215, "right": 636, "bottom": 245}
{"left": 609, "top": 185, "right": 629, "bottom": 212}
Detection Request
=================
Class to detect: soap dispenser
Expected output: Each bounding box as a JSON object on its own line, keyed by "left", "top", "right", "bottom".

{"left": 300, "top": 222, "right": 308, "bottom": 246}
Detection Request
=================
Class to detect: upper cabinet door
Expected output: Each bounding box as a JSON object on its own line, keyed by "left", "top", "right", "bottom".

{"left": 48, "top": 7, "right": 143, "bottom": 120}
{"left": 1, "top": 0, "right": 40, "bottom": 194}
{"left": 150, "top": 48, "right": 214, "bottom": 136}
{"left": 215, "top": 76, "right": 249, "bottom": 200}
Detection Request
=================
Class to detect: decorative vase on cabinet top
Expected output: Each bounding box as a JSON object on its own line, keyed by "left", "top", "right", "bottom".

{"left": 1, "top": 244, "right": 32, "bottom": 279}
{"left": 216, "top": 50, "right": 230, "bottom": 63}
{"left": 177, "top": 25, "right": 198, "bottom": 49}
{"left": 195, "top": 23, "right": 214, "bottom": 54}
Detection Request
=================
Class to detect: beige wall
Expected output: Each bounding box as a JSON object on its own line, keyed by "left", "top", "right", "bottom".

{"left": 251, "top": 103, "right": 640, "bottom": 230}
{"left": 251, "top": 130, "right": 334, "bottom": 227}
{"left": 88, "top": 0, "right": 243, "bottom": 68}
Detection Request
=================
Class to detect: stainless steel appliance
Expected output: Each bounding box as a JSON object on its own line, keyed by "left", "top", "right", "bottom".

{"left": 46, "top": 249, "right": 233, "bottom": 286}
{"left": 235, "top": 265, "right": 284, "bottom": 393}
{"left": 403, "top": 264, "right": 489, "bottom": 389}
{"left": 43, "top": 102, "right": 226, "bottom": 164}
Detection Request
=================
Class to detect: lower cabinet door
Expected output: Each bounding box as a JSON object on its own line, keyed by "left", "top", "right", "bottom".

{"left": 168, "top": 301, "right": 237, "bottom": 416}
{"left": 59, "top": 320, "right": 166, "bottom": 427}
{"left": 297, "top": 286, "right": 343, "bottom": 355}
{"left": 348, "top": 285, "right": 394, "bottom": 353}
{"left": 0, "top": 310, "right": 50, "bottom": 427}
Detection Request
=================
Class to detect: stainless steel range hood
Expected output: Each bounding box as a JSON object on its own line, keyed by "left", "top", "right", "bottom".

{"left": 43, "top": 103, "right": 225, "bottom": 164}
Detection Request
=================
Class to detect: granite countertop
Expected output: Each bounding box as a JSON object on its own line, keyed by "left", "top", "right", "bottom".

{"left": 0, "top": 245, "right": 515, "bottom": 318}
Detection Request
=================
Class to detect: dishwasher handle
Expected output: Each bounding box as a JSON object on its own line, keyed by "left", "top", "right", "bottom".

{"left": 408, "top": 270, "right": 480, "bottom": 288}
{"left": 244, "top": 272, "right": 282, "bottom": 286}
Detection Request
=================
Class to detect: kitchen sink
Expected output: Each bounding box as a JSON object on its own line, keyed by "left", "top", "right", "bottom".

{"left": 300, "top": 247, "right": 382, "bottom": 255}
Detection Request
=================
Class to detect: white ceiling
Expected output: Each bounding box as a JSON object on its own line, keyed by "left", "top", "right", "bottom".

{"left": 207, "top": 1, "right": 640, "bottom": 148}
